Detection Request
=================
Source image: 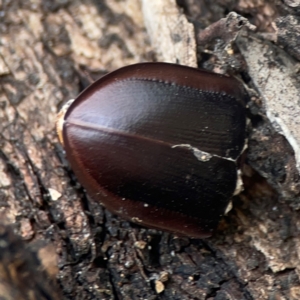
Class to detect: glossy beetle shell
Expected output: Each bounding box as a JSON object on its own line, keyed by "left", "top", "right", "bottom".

{"left": 57, "top": 62, "right": 247, "bottom": 238}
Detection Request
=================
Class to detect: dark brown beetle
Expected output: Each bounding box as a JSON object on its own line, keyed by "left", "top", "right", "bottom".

{"left": 57, "top": 62, "right": 247, "bottom": 238}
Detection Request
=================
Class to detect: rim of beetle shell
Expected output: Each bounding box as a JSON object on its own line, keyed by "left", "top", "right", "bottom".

{"left": 56, "top": 99, "right": 75, "bottom": 146}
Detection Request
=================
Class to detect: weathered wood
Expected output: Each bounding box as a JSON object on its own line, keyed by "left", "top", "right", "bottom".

{"left": 1, "top": 0, "right": 300, "bottom": 299}
{"left": 0, "top": 224, "right": 60, "bottom": 299}
{"left": 142, "top": 0, "right": 197, "bottom": 66}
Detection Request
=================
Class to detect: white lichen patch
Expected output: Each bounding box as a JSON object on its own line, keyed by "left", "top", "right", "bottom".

{"left": 48, "top": 188, "right": 62, "bottom": 201}
{"left": 131, "top": 217, "right": 143, "bottom": 223}
{"left": 171, "top": 144, "right": 235, "bottom": 162}
{"left": 172, "top": 144, "right": 213, "bottom": 162}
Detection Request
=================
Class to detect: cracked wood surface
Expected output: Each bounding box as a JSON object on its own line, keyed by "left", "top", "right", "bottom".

{"left": 0, "top": 0, "right": 300, "bottom": 299}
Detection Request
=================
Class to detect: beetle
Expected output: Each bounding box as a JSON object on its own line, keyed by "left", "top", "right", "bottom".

{"left": 56, "top": 62, "right": 247, "bottom": 238}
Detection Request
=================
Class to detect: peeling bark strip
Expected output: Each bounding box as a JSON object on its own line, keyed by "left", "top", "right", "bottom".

{"left": 236, "top": 33, "right": 300, "bottom": 205}
{"left": 237, "top": 34, "right": 300, "bottom": 175}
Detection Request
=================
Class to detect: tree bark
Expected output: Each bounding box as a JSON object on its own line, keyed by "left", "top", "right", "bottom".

{"left": 1, "top": 0, "right": 300, "bottom": 299}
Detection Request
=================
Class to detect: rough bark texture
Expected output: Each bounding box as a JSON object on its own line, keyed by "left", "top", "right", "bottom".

{"left": 1, "top": 0, "right": 300, "bottom": 299}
